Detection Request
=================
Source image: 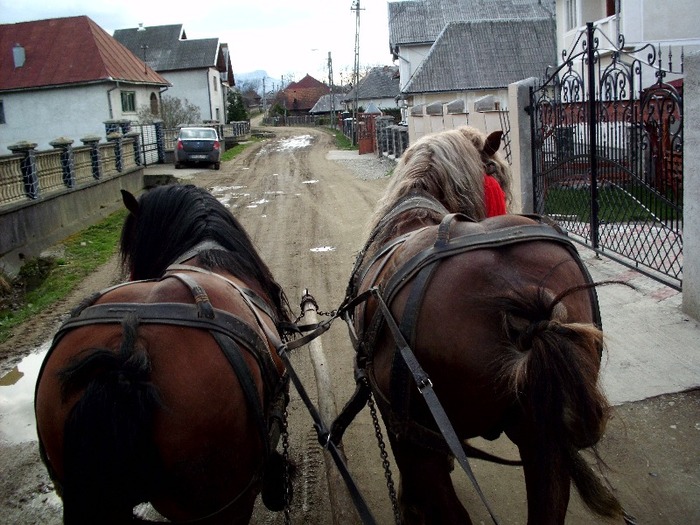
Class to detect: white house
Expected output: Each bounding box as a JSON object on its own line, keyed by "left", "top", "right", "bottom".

{"left": 0, "top": 16, "right": 170, "bottom": 152}
{"left": 343, "top": 65, "right": 400, "bottom": 113}
{"left": 555, "top": 0, "right": 700, "bottom": 86}
{"left": 114, "top": 24, "right": 234, "bottom": 124}
{"left": 387, "top": 0, "right": 555, "bottom": 141}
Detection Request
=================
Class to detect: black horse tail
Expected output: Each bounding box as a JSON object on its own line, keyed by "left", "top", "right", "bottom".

{"left": 58, "top": 314, "right": 162, "bottom": 524}
{"left": 498, "top": 286, "right": 625, "bottom": 520}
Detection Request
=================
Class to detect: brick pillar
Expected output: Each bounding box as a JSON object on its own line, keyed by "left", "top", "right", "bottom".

{"left": 50, "top": 136, "right": 76, "bottom": 188}
{"left": 7, "top": 141, "right": 39, "bottom": 199}
{"left": 80, "top": 135, "right": 102, "bottom": 180}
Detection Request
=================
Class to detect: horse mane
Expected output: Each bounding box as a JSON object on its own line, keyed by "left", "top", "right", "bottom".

{"left": 367, "top": 126, "right": 512, "bottom": 238}
{"left": 120, "top": 184, "right": 292, "bottom": 323}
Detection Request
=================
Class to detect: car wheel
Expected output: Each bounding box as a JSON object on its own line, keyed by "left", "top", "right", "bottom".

{"left": 175, "top": 163, "right": 182, "bottom": 169}
{"left": 214, "top": 163, "right": 221, "bottom": 170}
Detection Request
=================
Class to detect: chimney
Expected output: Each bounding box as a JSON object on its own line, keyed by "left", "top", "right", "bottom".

{"left": 13, "top": 43, "right": 25, "bottom": 68}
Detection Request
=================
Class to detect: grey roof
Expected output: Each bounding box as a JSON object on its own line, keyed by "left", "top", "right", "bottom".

{"left": 345, "top": 65, "right": 400, "bottom": 102}
{"left": 113, "top": 24, "right": 222, "bottom": 72}
{"left": 309, "top": 93, "right": 345, "bottom": 114}
{"left": 388, "top": 0, "right": 553, "bottom": 48}
{"left": 403, "top": 18, "right": 556, "bottom": 93}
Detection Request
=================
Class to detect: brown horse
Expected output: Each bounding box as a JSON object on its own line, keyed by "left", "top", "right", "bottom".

{"left": 35, "top": 184, "right": 293, "bottom": 524}
{"left": 346, "top": 127, "right": 626, "bottom": 524}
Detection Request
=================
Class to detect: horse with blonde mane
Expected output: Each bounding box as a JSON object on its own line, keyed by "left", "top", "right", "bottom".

{"left": 346, "top": 126, "right": 626, "bottom": 524}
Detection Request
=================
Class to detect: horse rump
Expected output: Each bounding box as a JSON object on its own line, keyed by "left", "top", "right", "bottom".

{"left": 497, "top": 285, "right": 624, "bottom": 520}
{"left": 56, "top": 314, "right": 163, "bottom": 524}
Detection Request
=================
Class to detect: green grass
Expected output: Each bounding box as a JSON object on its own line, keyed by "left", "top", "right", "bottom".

{"left": 0, "top": 210, "right": 127, "bottom": 344}
{"left": 221, "top": 136, "right": 263, "bottom": 161}
{"left": 545, "top": 186, "right": 681, "bottom": 222}
{"left": 332, "top": 129, "right": 357, "bottom": 150}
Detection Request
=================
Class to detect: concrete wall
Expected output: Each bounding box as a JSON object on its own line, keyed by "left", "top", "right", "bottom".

{"left": 0, "top": 163, "right": 144, "bottom": 277}
{"left": 682, "top": 52, "right": 700, "bottom": 320}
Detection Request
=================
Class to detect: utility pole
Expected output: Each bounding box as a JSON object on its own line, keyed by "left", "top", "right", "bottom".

{"left": 351, "top": 0, "right": 363, "bottom": 145}
{"left": 262, "top": 77, "right": 267, "bottom": 114}
{"left": 328, "top": 52, "right": 336, "bottom": 129}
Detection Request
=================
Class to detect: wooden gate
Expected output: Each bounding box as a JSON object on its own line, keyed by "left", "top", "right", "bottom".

{"left": 357, "top": 113, "right": 377, "bottom": 155}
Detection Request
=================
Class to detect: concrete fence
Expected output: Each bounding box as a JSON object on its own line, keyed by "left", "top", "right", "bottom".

{"left": 0, "top": 134, "right": 144, "bottom": 276}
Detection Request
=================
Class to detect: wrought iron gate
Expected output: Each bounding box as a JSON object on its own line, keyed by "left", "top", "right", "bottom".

{"left": 530, "top": 23, "right": 684, "bottom": 289}
{"left": 131, "top": 123, "right": 164, "bottom": 166}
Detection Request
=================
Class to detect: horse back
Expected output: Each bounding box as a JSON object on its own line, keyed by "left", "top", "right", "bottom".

{"left": 359, "top": 214, "right": 600, "bottom": 440}
{"left": 35, "top": 271, "right": 281, "bottom": 521}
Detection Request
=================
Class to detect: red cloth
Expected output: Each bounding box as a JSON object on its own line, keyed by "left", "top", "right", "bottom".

{"left": 484, "top": 175, "right": 506, "bottom": 217}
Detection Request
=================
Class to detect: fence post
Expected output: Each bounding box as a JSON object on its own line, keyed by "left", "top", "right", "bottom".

{"left": 154, "top": 120, "right": 165, "bottom": 164}
{"left": 49, "top": 136, "right": 76, "bottom": 188}
{"left": 81, "top": 135, "right": 102, "bottom": 180}
{"left": 683, "top": 51, "right": 700, "bottom": 321}
{"left": 508, "top": 77, "right": 539, "bottom": 214}
{"left": 7, "top": 141, "right": 39, "bottom": 199}
{"left": 124, "top": 131, "right": 142, "bottom": 166}
{"left": 107, "top": 131, "right": 123, "bottom": 172}
{"left": 586, "top": 22, "right": 600, "bottom": 249}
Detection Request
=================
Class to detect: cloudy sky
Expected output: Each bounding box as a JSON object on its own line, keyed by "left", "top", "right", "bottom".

{"left": 1, "top": 0, "right": 394, "bottom": 85}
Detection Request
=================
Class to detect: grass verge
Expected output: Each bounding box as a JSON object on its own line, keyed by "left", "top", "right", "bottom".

{"left": 0, "top": 210, "right": 127, "bottom": 344}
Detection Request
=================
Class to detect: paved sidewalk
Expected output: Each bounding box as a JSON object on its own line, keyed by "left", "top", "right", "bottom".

{"left": 577, "top": 245, "right": 700, "bottom": 405}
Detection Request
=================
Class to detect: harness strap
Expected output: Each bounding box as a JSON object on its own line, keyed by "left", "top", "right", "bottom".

{"left": 372, "top": 289, "right": 501, "bottom": 525}
{"left": 210, "top": 330, "right": 271, "bottom": 459}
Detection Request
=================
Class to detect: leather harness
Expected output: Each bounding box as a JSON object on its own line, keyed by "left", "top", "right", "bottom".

{"left": 35, "top": 257, "right": 289, "bottom": 520}
{"left": 340, "top": 194, "right": 602, "bottom": 461}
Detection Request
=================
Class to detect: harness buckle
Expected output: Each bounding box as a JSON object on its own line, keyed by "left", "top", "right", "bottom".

{"left": 417, "top": 377, "right": 433, "bottom": 392}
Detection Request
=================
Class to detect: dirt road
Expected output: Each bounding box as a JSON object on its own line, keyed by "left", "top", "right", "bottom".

{"left": 1, "top": 126, "right": 697, "bottom": 524}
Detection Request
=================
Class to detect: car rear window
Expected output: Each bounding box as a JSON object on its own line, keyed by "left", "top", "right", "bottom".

{"left": 180, "top": 128, "right": 217, "bottom": 139}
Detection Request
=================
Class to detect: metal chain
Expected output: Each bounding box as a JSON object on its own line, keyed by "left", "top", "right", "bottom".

{"left": 367, "top": 385, "right": 401, "bottom": 524}
{"left": 282, "top": 408, "right": 292, "bottom": 525}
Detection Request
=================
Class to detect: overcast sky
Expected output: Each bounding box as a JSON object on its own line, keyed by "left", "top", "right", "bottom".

{"left": 1, "top": 0, "right": 394, "bottom": 85}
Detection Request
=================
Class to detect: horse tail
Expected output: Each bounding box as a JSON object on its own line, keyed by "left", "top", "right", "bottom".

{"left": 58, "top": 314, "right": 162, "bottom": 524}
{"left": 499, "top": 286, "right": 624, "bottom": 519}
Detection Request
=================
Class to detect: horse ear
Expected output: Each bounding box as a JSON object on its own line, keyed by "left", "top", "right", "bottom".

{"left": 483, "top": 131, "right": 503, "bottom": 158}
{"left": 121, "top": 190, "right": 139, "bottom": 217}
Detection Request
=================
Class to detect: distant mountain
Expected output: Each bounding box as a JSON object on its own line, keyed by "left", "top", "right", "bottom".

{"left": 234, "top": 70, "right": 281, "bottom": 94}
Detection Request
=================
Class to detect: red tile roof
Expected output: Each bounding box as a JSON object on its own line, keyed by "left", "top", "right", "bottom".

{"left": 0, "top": 16, "right": 169, "bottom": 92}
{"left": 279, "top": 74, "right": 330, "bottom": 113}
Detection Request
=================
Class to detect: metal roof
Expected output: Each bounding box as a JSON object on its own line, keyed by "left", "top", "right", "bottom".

{"left": 403, "top": 18, "right": 556, "bottom": 93}
{"left": 388, "top": 0, "right": 553, "bottom": 48}
{"left": 345, "top": 65, "right": 400, "bottom": 102}
{"left": 0, "top": 16, "right": 169, "bottom": 91}
{"left": 113, "top": 24, "right": 223, "bottom": 73}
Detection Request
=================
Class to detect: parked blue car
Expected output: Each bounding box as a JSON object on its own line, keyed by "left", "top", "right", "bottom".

{"left": 174, "top": 127, "right": 221, "bottom": 170}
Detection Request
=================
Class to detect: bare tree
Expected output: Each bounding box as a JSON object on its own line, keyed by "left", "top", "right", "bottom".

{"left": 136, "top": 95, "right": 201, "bottom": 128}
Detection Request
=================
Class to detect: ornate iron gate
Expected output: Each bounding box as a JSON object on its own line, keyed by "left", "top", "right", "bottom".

{"left": 530, "top": 23, "right": 684, "bottom": 289}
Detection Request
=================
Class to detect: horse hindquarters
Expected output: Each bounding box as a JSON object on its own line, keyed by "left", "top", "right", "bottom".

{"left": 500, "top": 291, "right": 624, "bottom": 524}
{"left": 50, "top": 316, "right": 162, "bottom": 524}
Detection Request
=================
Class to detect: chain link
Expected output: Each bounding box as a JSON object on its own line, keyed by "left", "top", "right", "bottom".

{"left": 282, "top": 408, "right": 291, "bottom": 525}
{"left": 367, "top": 384, "right": 401, "bottom": 524}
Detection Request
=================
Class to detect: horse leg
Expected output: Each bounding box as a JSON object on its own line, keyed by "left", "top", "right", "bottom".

{"left": 389, "top": 436, "right": 472, "bottom": 525}
{"left": 515, "top": 438, "right": 570, "bottom": 525}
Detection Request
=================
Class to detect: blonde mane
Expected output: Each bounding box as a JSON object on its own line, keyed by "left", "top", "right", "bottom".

{"left": 368, "top": 126, "right": 512, "bottom": 236}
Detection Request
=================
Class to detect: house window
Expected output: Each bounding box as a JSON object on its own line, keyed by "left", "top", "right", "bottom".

{"left": 121, "top": 91, "right": 136, "bottom": 112}
{"left": 215, "top": 108, "right": 220, "bottom": 121}
{"left": 606, "top": 0, "right": 617, "bottom": 17}
{"left": 150, "top": 93, "right": 159, "bottom": 116}
{"left": 213, "top": 75, "right": 218, "bottom": 92}
{"left": 0, "top": 100, "right": 5, "bottom": 124}
{"left": 566, "top": 0, "right": 578, "bottom": 31}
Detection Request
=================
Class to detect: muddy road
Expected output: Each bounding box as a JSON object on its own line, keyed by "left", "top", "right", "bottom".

{"left": 1, "top": 126, "right": 698, "bottom": 524}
